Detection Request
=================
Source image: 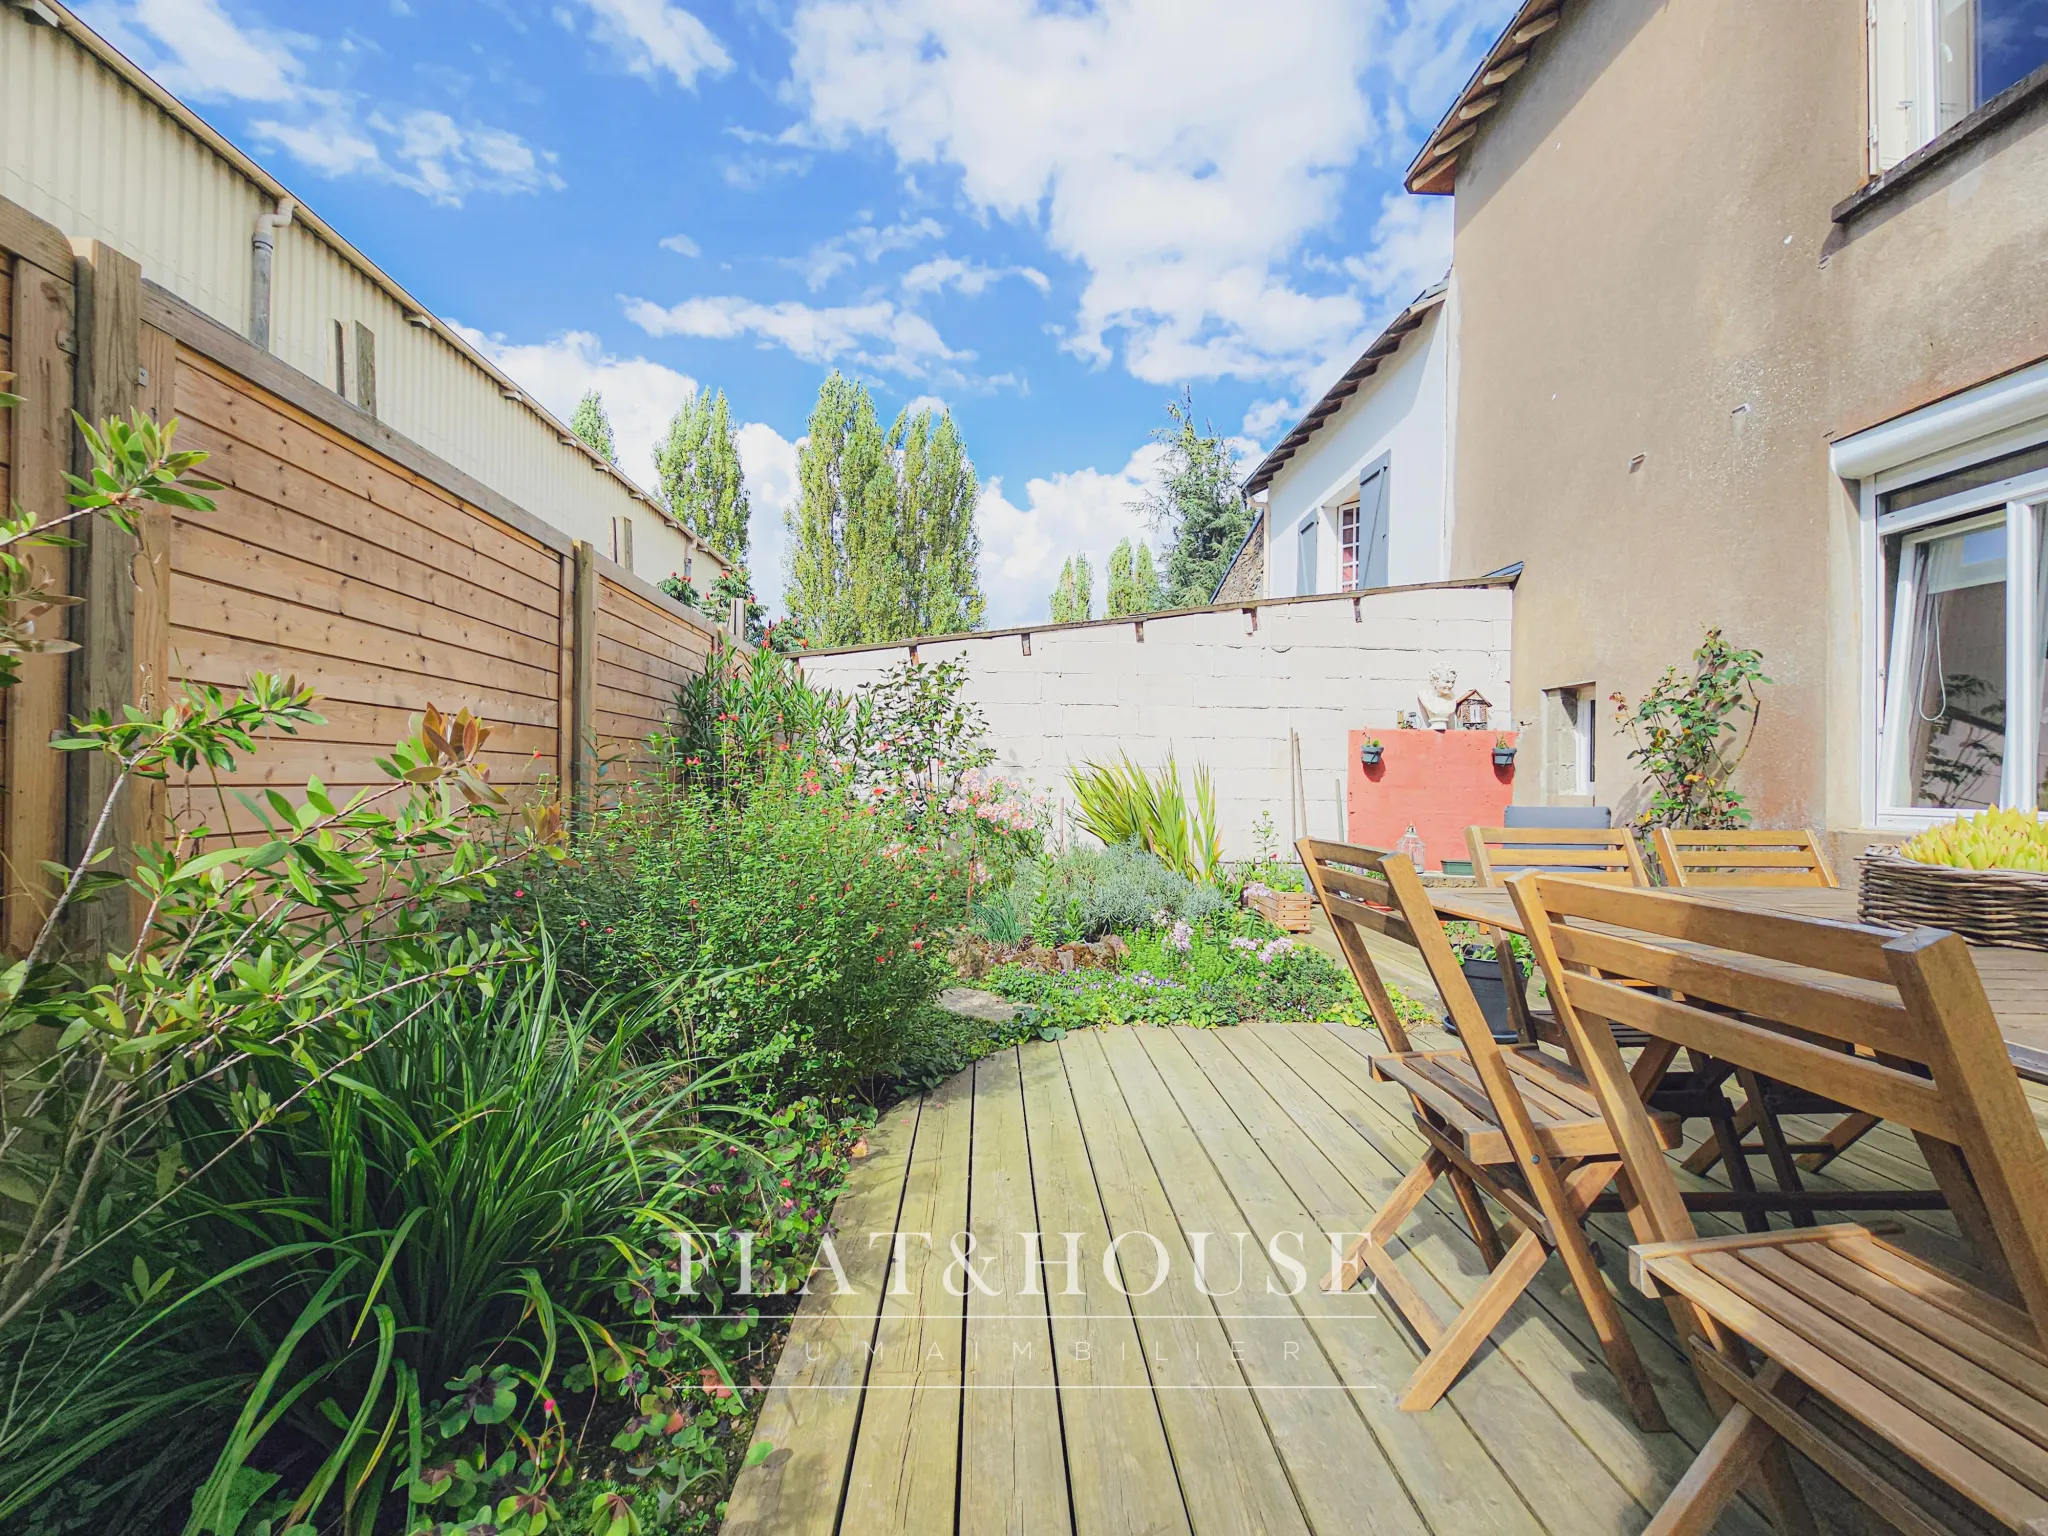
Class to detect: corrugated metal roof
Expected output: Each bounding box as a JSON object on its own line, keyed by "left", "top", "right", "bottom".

{"left": 1240, "top": 282, "right": 1447, "bottom": 498}
{"left": 1405, "top": 2, "right": 1568, "bottom": 195}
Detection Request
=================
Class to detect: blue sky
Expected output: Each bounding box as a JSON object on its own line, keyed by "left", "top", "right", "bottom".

{"left": 83, "top": 0, "right": 1499, "bottom": 624}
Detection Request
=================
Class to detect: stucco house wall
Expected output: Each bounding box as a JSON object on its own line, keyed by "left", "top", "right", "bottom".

{"left": 1442, "top": 0, "right": 2048, "bottom": 839}
{"left": 1262, "top": 300, "right": 1452, "bottom": 598}
{"left": 796, "top": 582, "right": 1513, "bottom": 861}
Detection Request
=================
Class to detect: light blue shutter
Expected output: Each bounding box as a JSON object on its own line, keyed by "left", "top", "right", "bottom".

{"left": 1357, "top": 461, "right": 1391, "bottom": 589}
{"left": 1297, "top": 517, "right": 1320, "bottom": 595}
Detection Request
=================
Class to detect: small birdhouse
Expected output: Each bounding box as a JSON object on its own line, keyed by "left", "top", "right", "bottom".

{"left": 1454, "top": 689, "right": 1492, "bottom": 730}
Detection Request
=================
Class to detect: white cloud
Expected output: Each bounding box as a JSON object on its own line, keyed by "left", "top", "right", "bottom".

{"left": 623, "top": 294, "right": 967, "bottom": 378}
{"left": 660, "top": 232, "right": 702, "bottom": 256}
{"left": 901, "top": 255, "right": 1050, "bottom": 298}
{"left": 87, "top": 0, "right": 563, "bottom": 206}
{"left": 976, "top": 444, "right": 1168, "bottom": 628}
{"left": 1248, "top": 192, "right": 1451, "bottom": 440}
{"left": 787, "top": 0, "right": 1484, "bottom": 387}
{"left": 80, "top": 0, "right": 302, "bottom": 102}
{"left": 449, "top": 325, "right": 700, "bottom": 491}
{"left": 735, "top": 422, "right": 801, "bottom": 612}
{"left": 562, "top": 0, "right": 732, "bottom": 88}
{"left": 785, "top": 217, "right": 944, "bottom": 291}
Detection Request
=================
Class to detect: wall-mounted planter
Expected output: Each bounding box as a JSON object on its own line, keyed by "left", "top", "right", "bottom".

{"left": 1360, "top": 744, "right": 1384, "bottom": 767}
{"left": 1492, "top": 749, "right": 1517, "bottom": 768}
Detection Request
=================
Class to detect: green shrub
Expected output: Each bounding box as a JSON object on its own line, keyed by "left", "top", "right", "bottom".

{"left": 515, "top": 764, "right": 970, "bottom": 1100}
{"left": 1006, "top": 842, "right": 1224, "bottom": 946}
{"left": 986, "top": 908, "right": 1363, "bottom": 1028}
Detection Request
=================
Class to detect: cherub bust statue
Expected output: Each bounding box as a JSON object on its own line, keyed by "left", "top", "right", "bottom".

{"left": 1418, "top": 666, "right": 1458, "bottom": 732}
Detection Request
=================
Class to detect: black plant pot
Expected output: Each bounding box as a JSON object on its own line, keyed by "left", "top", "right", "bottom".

{"left": 1447, "top": 955, "right": 1526, "bottom": 1044}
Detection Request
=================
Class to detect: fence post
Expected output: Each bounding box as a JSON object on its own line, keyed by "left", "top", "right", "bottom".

{"left": 2, "top": 254, "right": 76, "bottom": 955}
{"left": 64, "top": 239, "right": 141, "bottom": 959}
{"left": 569, "top": 539, "right": 597, "bottom": 829}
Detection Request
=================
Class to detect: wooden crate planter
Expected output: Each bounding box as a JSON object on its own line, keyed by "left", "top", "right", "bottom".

{"left": 1859, "top": 850, "right": 2048, "bottom": 950}
{"left": 1245, "top": 886, "right": 1312, "bottom": 933}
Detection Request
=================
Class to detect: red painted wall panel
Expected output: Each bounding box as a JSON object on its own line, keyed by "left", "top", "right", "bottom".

{"left": 1346, "top": 729, "right": 1517, "bottom": 871}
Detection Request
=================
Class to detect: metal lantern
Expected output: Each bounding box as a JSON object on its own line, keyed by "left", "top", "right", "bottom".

{"left": 1454, "top": 689, "right": 1492, "bottom": 730}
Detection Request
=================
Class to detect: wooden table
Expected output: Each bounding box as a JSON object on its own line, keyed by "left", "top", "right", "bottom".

{"left": 1430, "top": 883, "right": 2048, "bottom": 1083}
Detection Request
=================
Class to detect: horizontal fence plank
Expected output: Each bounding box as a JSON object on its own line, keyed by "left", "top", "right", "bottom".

{"left": 174, "top": 357, "right": 560, "bottom": 591}
{"left": 171, "top": 629, "right": 560, "bottom": 729}
{"left": 172, "top": 519, "right": 560, "bottom": 672}
{"left": 171, "top": 495, "right": 560, "bottom": 644}
{"left": 170, "top": 571, "right": 558, "bottom": 703}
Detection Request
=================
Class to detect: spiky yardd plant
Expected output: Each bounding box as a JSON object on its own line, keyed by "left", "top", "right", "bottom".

{"left": 0, "top": 949, "right": 748, "bottom": 1536}
{"left": 1067, "top": 753, "right": 1223, "bottom": 884}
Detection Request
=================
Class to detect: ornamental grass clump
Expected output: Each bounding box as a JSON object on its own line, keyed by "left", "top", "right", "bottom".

{"left": 1067, "top": 754, "right": 1223, "bottom": 882}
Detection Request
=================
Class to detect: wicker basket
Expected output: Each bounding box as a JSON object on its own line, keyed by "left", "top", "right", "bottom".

{"left": 1245, "top": 887, "right": 1313, "bottom": 934}
{"left": 1858, "top": 849, "right": 2048, "bottom": 950}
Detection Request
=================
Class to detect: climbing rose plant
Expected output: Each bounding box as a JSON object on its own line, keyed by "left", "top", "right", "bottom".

{"left": 1610, "top": 626, "right": 1771, "bottom": 829}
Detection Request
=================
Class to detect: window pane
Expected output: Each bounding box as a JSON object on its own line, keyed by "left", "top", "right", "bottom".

{"left": 1979, "top": 0, "right": 2048, "bottom": 100}
{"left": 1887, "top": 516, "right": 2008, "bottom": 808}
{"left": 1941, "top": 0, "right": 1976, "bottom": 129}
{"left": 1340, "top": 505, "right": 1359, "bottom": 590}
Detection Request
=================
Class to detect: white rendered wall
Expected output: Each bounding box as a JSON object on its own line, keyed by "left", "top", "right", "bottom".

{"left": 797, "top": 583, "right": 1512, "bottom": 860}
{"left": 1264, "top": 303, "right": 1451, "bottom": 597}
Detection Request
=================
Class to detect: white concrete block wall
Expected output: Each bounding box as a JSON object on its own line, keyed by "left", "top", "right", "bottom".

{"left": 797, "top": 583, "right": 1513, "bottom": 859}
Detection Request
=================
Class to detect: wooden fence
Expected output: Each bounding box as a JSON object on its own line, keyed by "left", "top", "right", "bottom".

{"left": 0, "top": 194, "right": 727, "bottom": 954}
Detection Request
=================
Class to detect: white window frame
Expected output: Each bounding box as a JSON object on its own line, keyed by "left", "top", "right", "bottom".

{"left": 1860, "top": 462, "right": 2048, "bottom": 830}
{"left": 1869, "top": 0, "right": 2048, "bottom": 170}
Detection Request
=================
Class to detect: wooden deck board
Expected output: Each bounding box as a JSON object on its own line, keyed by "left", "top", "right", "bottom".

{"left": 1100, "top": 1026, "right": 1430, "bottom": 1536}
{"left": 840, "top": 1067, "right": 973, "bottom": 1533}
{"left": 1019, "top": 1033, "right": 1190, "bottom": 1536}
{"left": 1060, "top": 1028, "right": 1313, "bottom": 1536}
{"left": 724, "top": 1025, "right": 1901, "bottom": 1535}
{"left": 959, "top": 1049, "right": 1073, "bottom": 1535}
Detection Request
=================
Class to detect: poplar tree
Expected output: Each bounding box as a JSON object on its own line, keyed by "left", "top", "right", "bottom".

{"left": 787, "top": 373, "right": 985, "bottom": 646}
{"left": 655, "top": 388, "right": 751, "bottom": 565}
{"left": 570, "top": 390, "right": 616, "bottom": 463}
{"left": 1105, "top": 538, "right": 1166, "bottom": 617}
{"left": 892, "top": 406, "right": 984, "bottom": 635}
{"left": 1050, "top": 554, "right": 1093, "bottom": 623}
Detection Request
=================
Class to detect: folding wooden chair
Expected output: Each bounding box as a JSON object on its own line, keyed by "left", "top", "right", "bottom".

{"left": 1651, "top": 827, "right": 1838, "bottom": 890}
{"left": 1510, "top": 875, "right": 2048, "bottom": 1536}
{"left": 1301, "top": 837, "right": 1675, "bottom": 1428}
{"left": 1468, "top": 824, "right": 1652, "bottom": 887}
{"left": 1654, "top": 829, "right": 1877, "bottom": 1180}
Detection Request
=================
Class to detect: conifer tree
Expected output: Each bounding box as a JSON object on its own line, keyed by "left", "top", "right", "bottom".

{"left": 1134, "top": 389, "right": 1249, "bottom": 606}
{"left": 569, "top": 390, "right": 616, "bottom": 463}
{"left": 655, "top": 388, "right": 751, "bottom": 565}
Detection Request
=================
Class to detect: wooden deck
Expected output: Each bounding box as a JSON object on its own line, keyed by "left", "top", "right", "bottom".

{"left": 724, "top": 1023, "right": 2003, "bottom": 1536}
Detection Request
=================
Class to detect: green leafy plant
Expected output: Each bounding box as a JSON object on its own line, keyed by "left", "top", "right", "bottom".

{"left": 828, "top": 655, "right": 994, "bottom": 812}
{"left": 987, "top": 907, "right": 1364, "bottom": 1029}
{"left": 0, "top": 394, "right": 220, "bottom": 690}
{"left": 1066, "top": 754, "right": 1223, "bottom": 883}
{"left": 0, "top": 951, "right": 747, "bottom": 1536}
{"left": 0, "top": 691, "right": 527, "bottom": 1335}
{"left": 1610, "top": 627, "right": 1771, "bottom": 829}
{"left": 671, "top": 637, "right": 840, "bottom": 804}
{"left": 508, "top": 759, "right": 970, "bottom": 1100}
